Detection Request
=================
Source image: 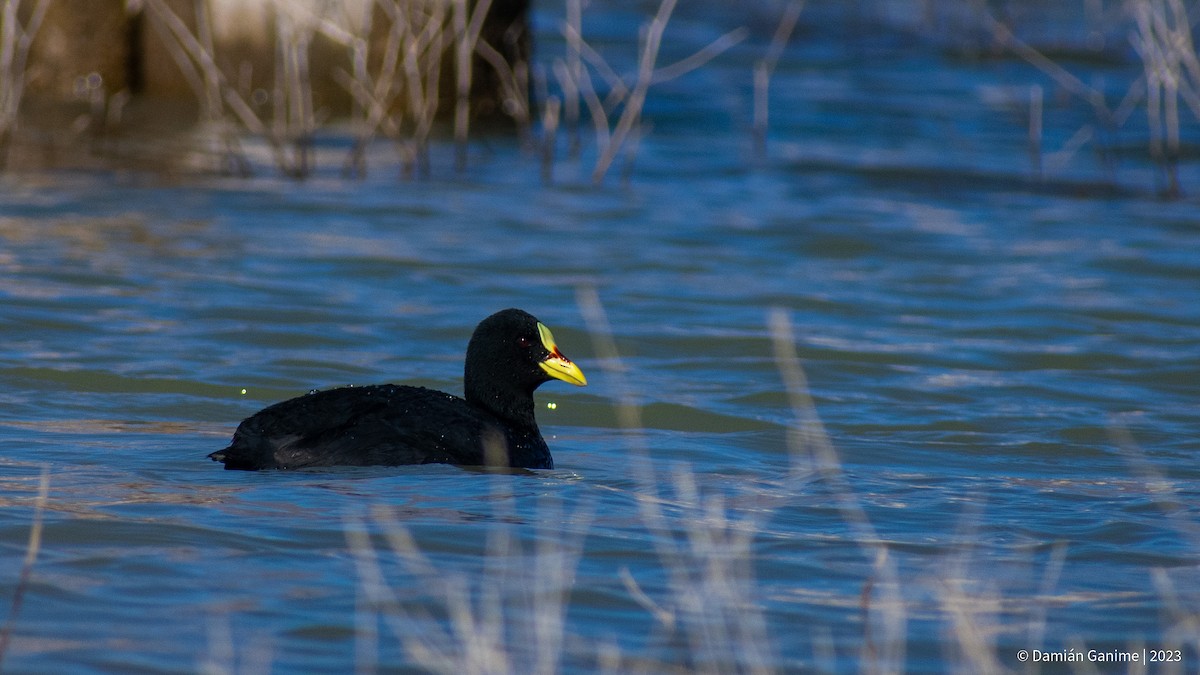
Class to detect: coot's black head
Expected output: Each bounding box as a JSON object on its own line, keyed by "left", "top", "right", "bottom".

{"left": 463, "top": 308, "right": 587, "bottom": 426}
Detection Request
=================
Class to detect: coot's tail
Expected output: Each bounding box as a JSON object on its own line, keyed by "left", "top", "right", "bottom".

{"left": 207, "top": 448, "right": 261, "bottom": 471}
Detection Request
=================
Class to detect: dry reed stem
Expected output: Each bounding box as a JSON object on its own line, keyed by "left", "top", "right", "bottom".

{"left": 651, "top": 26, "right": 748, "bottom": 85}
{"left": 590, "top": 0, "right": 676, "bottom": 184}
{"left": 974, "top": 4, "right": 1112, "bottom": 120}
{"left": 0, "top": 0, "right": 52, "bottom": 168}
{"left": 754, "top": 0, "right": 805, "bottom": 159}
{"left": 575, "top": 286, "right": 642, "bottom": 436}
{"left": 475, "top": 36, "right": 532, "bottom": 144}
{"left": 1110, "top": 423, "right": 1200, "bottom": 675}
{"left": 1150, "top": 568, "right": 1200, "bottom": 675}
{"left": 977, "top": 0, "right": 1200, "bottom": 194}
{"left": 413, "top": 1, "right": 449, "bottom": 174}
{"left": 577, "top": 288, "right": 787, "bottom": 672}
{"left": 1130, "top": 0, "right": 1200, "bottom": 196}
{"left": 934, "top": 498, "right": 1008, "bottom": 675}
{"left": 630, "top": 463, "right": 776, "bottom": 674}
{"left": 768, "top": 308, "right": 906, "bottom": 673}
{"left": 346, "top": 496, "right": 590, "bottom": 675}
{"left": 562, "top": 0, "right": 584, "bottom": 158}
{"left": 1108, "top": 422, "right": 1200, "bottom": 553}
{"left": 971, "top": 1, "right": 1124, "bottom": 183}
{"left": 556, "top": 0, "right": 745, "bottom": 184}
{"left": 145, "top": 0, "right": 328, "bottom": 177}
{"left": 1028, "top": 84, "right": 1043, "bottom": 179}
{"left": 274, "top": 8, "right": 317, "bottom": 176}
{"left": 144, "top": 0, "right": 276, "bottom": 174}
{"left": 563, "top": 54, "right": 611, "bottom": 169}
{"left": 452, "top": 0, "right": 494, "bottom": 172}
{"left": 373, "top": 0, "right": 450, "bottom": 177}
{"left": 0, "top": 466, "right": 50, "bottom": 669}
{"left": 540, "top": 94, "right": 560, "bottom": 182}
{"left": 1022, "top": 541, "right": 1067, "bottom": 665}
{"left": 199, "top": 611, "right": 274, "bottom": 675}
{"left": 334, "top": 0, "right": 447, "bottom": 176}
{"left": 560, "top": 23, "right": 628, "bottom": 112}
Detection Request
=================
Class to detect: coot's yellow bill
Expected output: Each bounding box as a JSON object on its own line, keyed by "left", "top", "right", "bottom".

{"left": 536, "top": 322, "right": 587, "bottom": 386}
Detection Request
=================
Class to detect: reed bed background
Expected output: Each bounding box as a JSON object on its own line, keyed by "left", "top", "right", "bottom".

{"left": 0, "top": 0, "right": 1195, "bottom": 194}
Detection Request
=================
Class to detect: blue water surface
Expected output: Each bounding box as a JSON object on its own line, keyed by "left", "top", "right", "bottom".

{"left": 1, "top": 1, "right": 1199, "bottom": 672}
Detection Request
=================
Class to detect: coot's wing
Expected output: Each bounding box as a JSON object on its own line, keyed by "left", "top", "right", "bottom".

{"left": 212, "top": 385, "right": 502, "bottom": 469}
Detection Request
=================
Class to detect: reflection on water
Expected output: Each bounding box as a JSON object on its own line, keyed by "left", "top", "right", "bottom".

{"left": 1, "top": 0, "right": 1199, "bottom": 672}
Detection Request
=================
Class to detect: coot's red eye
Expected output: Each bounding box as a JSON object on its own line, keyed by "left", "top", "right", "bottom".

{"left": 517, "top": 336, "right": 533, "bottom": 348}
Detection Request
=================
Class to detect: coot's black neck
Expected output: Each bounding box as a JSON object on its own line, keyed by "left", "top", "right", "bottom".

{"left": 464, "top": 383, "right": 553, "bottom": 468}
{"left": 464, "top": 381, "right": 540, "bottom": 431}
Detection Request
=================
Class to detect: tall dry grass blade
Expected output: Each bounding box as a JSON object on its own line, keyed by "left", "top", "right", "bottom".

{"left": 577, "top": 287, "right": 778, "bottom": 670}
{"left": 577, "top": 287, "right": 773, "bottom": 670}
{"left": 475, "top": 36, "right": 533, "bottom": 144}
{"left": 0, "top": 466, "right": 50, "bottom": 669}
{"left": 337, "top": 6, "right": 374, "bottom": 176}
{"left": 938, "top": 574, "right": 1006, "bottom": 675}
{"left": 575, "top": 285, "right": 641, "bottom": 436}
{"left": 194, "top": 0, "right": 221, "bottom": 117}
{"left": 331, "top": 0, "right": 419, "bottom": 177}
{"left": 1045, "top": 123, "right": 1096, "bottom": 173}
{"left": 346, "top": 0, "right": 451, "bottom": 177}
{"left": 199, "top": 611, "right": 273, "bottom": 675}
{"left": 935, "top": 497, "right": 1006, "bottom": 675}
{"left": 1022, "top": 541, "right": 1067, "bottom": 662}
{"left": 349, "top": 521, "right": 380, "bottom": 675}
{"left": 626, "top": 457, "right": 776, "bottom": 674}
{"left": 531, "top": 497, "right": 592, "bottom": 675}
{"left": 1150, "top": 568, "right": 1200, "bottom": 675}
{"left": 345, "top": 514, "right": 447, "bottom": 670}
{"left": 351, "top": 495, "right": 589, "bottom": 674}
{"left": 768, "top": 308, "right": 905, "bottom": 673}
{"left": 199, "top": 612, "right": 235, "bottom": 675}
{"left": 566, "top": 0, "right": 757, "bottom": 179}
{"left": 619, "top": 566, "right": 676, "bottom": 630}
{"left": 618, "top": 119, "right": 647, "bottom": 185}
{"left": 1108, "top": 422, "right": 1200, "bottom": 549}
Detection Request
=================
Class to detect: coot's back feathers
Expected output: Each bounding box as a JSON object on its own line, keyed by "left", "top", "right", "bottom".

{"left": 208, "top": 308, "right": 586, "bottom": 471}
{"left": 210, "top": 384, "right": 547, "bottom": 469}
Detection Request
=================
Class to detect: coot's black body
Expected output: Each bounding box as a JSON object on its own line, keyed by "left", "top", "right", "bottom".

{"left": 208, "top": 309, "right": 587, "bottom": 470}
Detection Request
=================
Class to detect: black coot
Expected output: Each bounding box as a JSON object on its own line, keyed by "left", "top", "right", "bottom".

{"left": 208, "top": 308, "right": 587, "bottom": 470}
